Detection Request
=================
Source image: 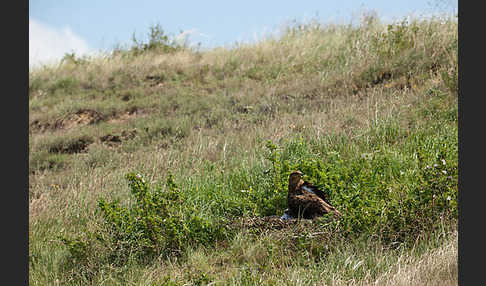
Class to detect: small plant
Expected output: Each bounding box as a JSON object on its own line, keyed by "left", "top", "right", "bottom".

{"left": 61, "top": 52, "right": 88, "bottom": 66}
{"left": 413, "top": 155, "right": 458, "bottom": 219}
{"left": 60, "top": 236, "right": 92, "bottom": 265}
{"left": 131, "top": 23, "right": 184, "bottom": 55}
{"left": 372, "top": 20, "right": 418, "bottom": 59}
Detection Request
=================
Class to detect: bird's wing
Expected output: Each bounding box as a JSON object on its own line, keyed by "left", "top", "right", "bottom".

{"left": 298, "top": 185, "right": 342, "bottom": 217}
{"left": 288, "top": 193, "right": 331, "bottom": 217}
{"left": 301, "top": 182, "right": 332, "bottom": 205}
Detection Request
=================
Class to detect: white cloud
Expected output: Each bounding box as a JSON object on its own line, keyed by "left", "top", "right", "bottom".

{"left": 29, "top": 18, "right": 91, "bottom": 68}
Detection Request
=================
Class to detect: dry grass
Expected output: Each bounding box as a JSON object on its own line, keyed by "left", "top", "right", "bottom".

{"left": 373, "top": 231, "right": 458, "bottom": 286}
{"left": 91, "top": 227, "right": 456, "bottom": 285}
{"left": 29, "top": 14, "right": 458, "bottom": 285}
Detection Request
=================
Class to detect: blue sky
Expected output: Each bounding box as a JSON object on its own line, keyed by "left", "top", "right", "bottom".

{"left": 29, "top": 0, "right": 457, "bottom": 67}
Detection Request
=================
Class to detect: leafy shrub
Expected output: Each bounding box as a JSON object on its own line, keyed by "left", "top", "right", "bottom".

{"left": 130, "top": 23, "right": 185, "bottom": 55}
{"left": 372, "top": 19, "right": 419, "bottom": 59}
{"left": 61, "top": 52, "right": 89, "bottom": 66}
{"left": 97, "top": 172, "right": 229, "bottom": 261}
{"left": 262, "top": 125, "right": 457, "bottom": 244}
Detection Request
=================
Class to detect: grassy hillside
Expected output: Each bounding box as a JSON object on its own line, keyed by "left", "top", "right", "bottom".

{"left": 29, "top": 15, "right": 458, "bottom": 285}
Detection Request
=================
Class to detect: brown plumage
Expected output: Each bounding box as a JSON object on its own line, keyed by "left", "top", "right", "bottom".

{"left": 287, "top": 170, "right": 342, "bottom": 219}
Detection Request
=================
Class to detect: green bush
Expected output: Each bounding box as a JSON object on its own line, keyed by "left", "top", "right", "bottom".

{"left": 262, "top": 124, "right": 457, "bottom": 244}
{"left": 88, "top": 119, "right": 456, "bottom": 264}
{"left": 61, "top": 52, "right": 89, "bottom": 66}
{"left": 97, "top": 172, "right": 229, "bottom": 261}
{"left": 371, "top": 19, "right": 419, "bottom": 59}
{"left": 130, "top": 23, "right": 185, "bottom": 55}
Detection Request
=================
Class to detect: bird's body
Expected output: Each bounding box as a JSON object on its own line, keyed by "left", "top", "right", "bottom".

{"left": 286, "top": 171, "right": 342, "bottom": 219}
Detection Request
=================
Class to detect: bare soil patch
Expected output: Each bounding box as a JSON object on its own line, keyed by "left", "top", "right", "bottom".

{"left": 62, "top": 109, "right": 105, "bottom": 130}
{"left": 48, "top": 136, "right": 94, "bottom": 154}
{"left": 30, "top": 109, "right": 105, "bottom": 133}
{"left": 107, "top": 107, "right": 148, "bottom": 124}
{"left": 99, "top": 128, "right": 138, "bottom": 146}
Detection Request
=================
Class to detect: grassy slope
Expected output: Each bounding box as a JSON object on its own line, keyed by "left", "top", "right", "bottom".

{"left": 29, "top": 15, "right": 457, "bottom": 285}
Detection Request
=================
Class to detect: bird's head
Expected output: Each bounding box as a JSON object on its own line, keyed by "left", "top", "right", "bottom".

{"left": 289, "top": 170, "right": 303, "bottom": 178}
{"left": 288, "top": 170, "right": 304, "bottom": 186}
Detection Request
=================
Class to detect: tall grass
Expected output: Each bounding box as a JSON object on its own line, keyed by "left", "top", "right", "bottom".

{"left": 29, "top": 14, "right": 457, "bottom": 285}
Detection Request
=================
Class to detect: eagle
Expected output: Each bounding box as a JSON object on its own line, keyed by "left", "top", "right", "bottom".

{"left": 282, "top": 170, "right": 342, "bottom": 220}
